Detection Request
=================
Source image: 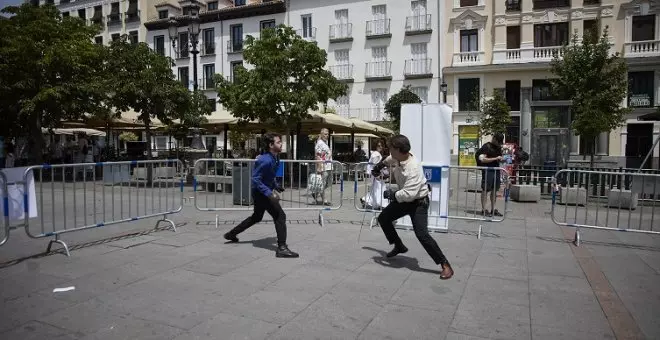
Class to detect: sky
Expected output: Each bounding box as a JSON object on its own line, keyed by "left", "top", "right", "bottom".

{"left": 1, "top": 0, "right": 25, "bottom": 16}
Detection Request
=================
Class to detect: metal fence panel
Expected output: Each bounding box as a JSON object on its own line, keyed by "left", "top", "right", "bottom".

{"left": 0, "top": 171, "right": 8, "bottom": 246}
{"left": 551, "top": 169, "right": 660, "bottom": 246}
{"left": 193, "top": 158, "right": 344, "bottom": 227}
{"left": 23, "top": 159, "right": 184, "bottom": 256}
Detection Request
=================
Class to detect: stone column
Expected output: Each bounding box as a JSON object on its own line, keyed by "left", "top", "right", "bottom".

{"left": 596, "top": 131, "right": 609, "bottom": 156}
{"left": 520, "top": 87, "right": 532, "bottom": 152}
{"left": 570, "top": 130, "right": 580, "bottom": 156}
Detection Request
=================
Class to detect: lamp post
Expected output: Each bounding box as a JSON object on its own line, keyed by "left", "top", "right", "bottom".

{"left": 440, "top": 81, "right": 448, "bottom": 104}
{"left": 167, "top": 3, "right": 201, "bottom": 91}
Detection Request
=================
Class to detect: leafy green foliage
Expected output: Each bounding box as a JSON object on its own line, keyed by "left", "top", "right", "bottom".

{"left": 550, "top": 27, "right": 629, "bottom": 163}
{"left": 0, "top": 4, "right": 107, "bottom": 161}
{"left": 164, "top": 90, "right": 212, "bottom": 142}
{"left": 477, "top": 90, "right": 512, "bottom": 137}
{"left": 215, "top": 25, "right": 347, "bottom": 128}
{"left": 384, "top": 86, "right": 422, "bottom": 132}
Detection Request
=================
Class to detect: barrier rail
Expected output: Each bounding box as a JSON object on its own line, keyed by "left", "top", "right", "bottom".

{"left": 22, "top": 159, "right": 184, "bottom": 256}
{"left": 0, "top": 171, "right": 9, "bottom": 246}
{"left": 193, "top": 158, "right": 344, "bottom": 227}
{"left": 551, "top": 169, "right": 660, "bottom": 246}
{"left": 354, "top": 162, "right": 509, "bottom": 237}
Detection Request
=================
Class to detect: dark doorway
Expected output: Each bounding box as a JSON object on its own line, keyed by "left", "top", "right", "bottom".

{"left": 625, "top": 123, "right": 654, "bottom": 169}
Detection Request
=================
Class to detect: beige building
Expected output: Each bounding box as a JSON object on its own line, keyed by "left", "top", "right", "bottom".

{"left": 442, "top": 0, "right": 660, "bottom": 169}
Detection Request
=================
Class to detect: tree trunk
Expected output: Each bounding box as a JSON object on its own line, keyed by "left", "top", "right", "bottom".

{"left": 144, "top": 120, "right": 153, "bottom": 186}
{"left": 29, "top": 115, "right": 45, "bottom": 165}
{"left": 589, "top": 136, "right": 596, "bottom": 168}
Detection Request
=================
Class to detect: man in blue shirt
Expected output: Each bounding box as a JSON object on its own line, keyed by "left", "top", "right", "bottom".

{"left": 224, "top": 132, "right": 299, "bottom": 258}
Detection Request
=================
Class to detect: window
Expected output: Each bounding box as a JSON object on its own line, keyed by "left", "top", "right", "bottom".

{"left": 505, "top": 80, "right": 521, "bottom": 111}
{"left": 206, "top": 98, "right": 216, "bottom": 111}
{"left": 155, "top": 137, "right": 167, "bottom": 150}
{"left": 371, "top": 89, "right": 388, "bottom": 107}
{"left": 62, "top": 12, "right": 70, "bottom": 17}
{"left": 336, "top": 96, "right": 350, "bottom": 116}
{"left": 179, "top": 32, "right": 189, "bottom": 58}
{"left": 203, "top": 64, "right": 215, "bottom": 89}
{"left": 234, "top": 0, "right": 245, "bottom": 6}
{"left": 506, "top": 0, "right": 521, "bottom": 11}
{"left": 95, "top": 36, "right": 103, "bottom": 45}
{"left": 532, "top": 79, "right": 565, "bottom": 101}
{"left": 91, "top": 5, "right": 102, "bottom": 24}
{"left": 583, "top": 19, "right": 599, "bottom": 43}
{"left": 507, "top": 26, "right": 521, "bottom": 49}
{"left": 78, "top": 8, "right": 85, "bottom": 19}
{"left": 154, "top": 35, "right": 165, "bottom": 56}
{"left": 129, "top": 31, "right": 138, "bottom": 44}
{"left": 533, "top": 0, "right": 570, "bottom": 10}
{"left": 178, "top": 67, "right": 189, "bottom": 87}
{"left": 109, "top": 2, "right": 120, "bottom": 21}
{"left": 534, "top": 23, "right": 569, "bottom": 47}
{"left": 230, "top": 24, "right": 243, "bottom": 51}
{"left": 335, "top": 49, "right": 349, "bottom": 64}
{"left": 411, "top": 43, "right": 427, "bottom": 59}
{"left": 533, "top": 107, "right": 569, "bottom": 128}
{"left": 260, "top": 19, "right": 276, "bottom": 31}
{"left": 506, "top": 116, "right": 520, "bottom": 145}
{"left": 460, "top": 29, "right": 478, "bottom": 52}
{"left": 230, "top": 61, "right": 243, "bottom": 82}
{"left": 203, "top": 28, "right": 214, "bottom": 54}
{"left": 301, "top": 14, "right": 313, "bottom": 38}
{"left": 158, "top": 10, "right": 168, "bottom": 19}
{"left": 460, "top": 0, "right": 478, "bottom": 6}
{"left": 458, "top": 78, "right": 479, "bottom": 111}
{"left": 207, "top": 1, "right": 218, "bottom": 10}
{"left": 370, "top": 5, "right": 388, "bottom": 36}
{"left": 411, "top": 87, "right": 428, "bottom": 104}
{"left": 628, "top": 71, "right": 654, "bottom": 108}
{"left": 111, "top": 33, "right": 120, "bottom": 41}
{"left": 632, "top": 15, "right": 655, "bottom": 42}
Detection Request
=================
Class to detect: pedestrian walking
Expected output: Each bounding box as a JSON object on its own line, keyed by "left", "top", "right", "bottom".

{"left": 224, "top": 132, "right": 299, "bottom": 258}
{"left": 371, "top": 135, "right": 454, "bottom": 280}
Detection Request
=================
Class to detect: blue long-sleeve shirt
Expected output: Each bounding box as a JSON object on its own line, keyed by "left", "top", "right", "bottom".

{"left": 252, "top": 152, "right": 278, "bottom": 197}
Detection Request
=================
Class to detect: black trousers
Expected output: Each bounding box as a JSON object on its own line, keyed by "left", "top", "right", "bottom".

{"left": 377, "top": 198, "right": 449, "bottom": 265}
{"left": 228, "top": 191, "right": 287, "bottom": 245}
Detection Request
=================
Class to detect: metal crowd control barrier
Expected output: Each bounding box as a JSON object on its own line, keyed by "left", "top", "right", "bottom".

{"left": 353, "top": 162, "right": 509, "bottom": 238}
{"left": 551, "top": 169, "right": 660, "bottom": 246}
{"left": 0, "top": 171, "right": 9, "bottom": 246}
{"left": 193, "top": 158, "right": 344, "bottom": 227}
{"left": 23, "top": 159, "right": 184, "bottom": 256}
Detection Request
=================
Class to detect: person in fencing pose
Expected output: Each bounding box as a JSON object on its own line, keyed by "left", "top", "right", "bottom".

{"left": 371, "top": 135, "right": 454, "bottom": 280}
{"left": 224, "top": 132, "right": 299, "bottom": 258}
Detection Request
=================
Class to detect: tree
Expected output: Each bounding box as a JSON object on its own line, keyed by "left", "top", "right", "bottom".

{"left": 384, "top": 85, "right": 422, "bottom": 132}
{"left": 215, "top": 25, "right": 347, "bottom": 128}
{"left": 550, "top": 27, "right": 629, "bottom": 166}
{"left": 477, "top": 90, "right": 512, "bottom": 138}
{"left": 105, "top": 35, "right": 193, "bottom": 162}
{"left": 0, "top": 4, "right": 109, "bottom": 162}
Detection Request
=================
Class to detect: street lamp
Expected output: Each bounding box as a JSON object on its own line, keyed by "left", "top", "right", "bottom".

{"left": 167, "top": 2, "right": 201, "bottom": 91}
{"left": 440, "top": 81, "right": 448, "bottom": 104}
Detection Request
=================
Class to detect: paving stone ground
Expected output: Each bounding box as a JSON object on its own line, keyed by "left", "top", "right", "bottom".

{"left": 1, "top": 183, "right": 659, "bottom": 340}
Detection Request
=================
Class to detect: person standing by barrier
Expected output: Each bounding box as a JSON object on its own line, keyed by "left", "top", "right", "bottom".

{"left": 475, "top": 132, "right": 504, "bottom": 217}
{"left": 224, "top": 132, "right": 299, "bottom": 258}
{"left": 371, "top": 135, "right": 454, "bottom": 280}
{"left": 313, "top": 128, "right": 333, "bottom": 206}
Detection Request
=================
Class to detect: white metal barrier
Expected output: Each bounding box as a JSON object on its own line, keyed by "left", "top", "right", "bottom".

{"left": 22, "top": 159, "right": 184, "bottom": 256}
{"left": 0, "top": 171, "right": 9, "bottom": 246}
{"left": 354, "top": 162, "right": 510, "bottom": 237}
{"left": 193, "top": 158, "right": 344, "bottom": 227}
{"left": 551, "top": 169, "right": 660, "bottom": 246}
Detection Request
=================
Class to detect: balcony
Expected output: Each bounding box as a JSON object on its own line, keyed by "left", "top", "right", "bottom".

{"left": 125, "top": 10, "right": 140, "bottom": 22}
{"left": 201, "top": 43, "right": 216, "bottom": 55}
{"left": 340, "top": 107, "right": 387, "bottom": 121}
{"left": 329, "top": 64, "right": 354, "bottom": 83}
{"left": 329, "top": 23, "right": 353, "bottom": 43}
{"left": 89, "top": 17, "right": 104, "bottom": 26}
{"left": 533, "top": 0, "right": 570, "bottom": 10}
{"left": 404, "top": 59, "right": 433, "bottom": 79}
{"left": 365, "top": 61, "right": 392, "bottom": 81}
{"left": 405, "top": 14, "right": 432, "bottom": 35}
{"left": 107, "top": 13, "right": 122, "bottom": 25}
{"left": 366, "top": 19, "right": 391, "bottom": 39}
{"left": 452, "top": 51, "right": 486, "bottom": 66}
{"left": 506, "top": 0, "right": 521, "bottom": 11}
{"left": 296, "top": 27, "right": 317, "bottom": 42}
{"left": 227, "top": 40, "right": 243, "bottom": 54}
{"left": 624, "top": 40, "right": 660, "bottom": 58}
{"left": 492, "top": 46, "right": 564, "bottom": 64}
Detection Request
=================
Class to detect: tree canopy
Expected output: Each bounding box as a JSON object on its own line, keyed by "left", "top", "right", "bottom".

{"left": 215, "top": 25, "right": 347, "bottom": 128}
{"left": 477, "top": 90, "right": 512, "bottom": 137}
{"left": 550, "top": 27, "right": 629, "bottom": 164}
{"left": 384, "top": 86, "right": 422, "bottom": 132}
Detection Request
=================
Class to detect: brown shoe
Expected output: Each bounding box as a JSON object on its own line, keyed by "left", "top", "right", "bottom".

{"left": 440, "top": 262, "right": 454, "bottom": 280}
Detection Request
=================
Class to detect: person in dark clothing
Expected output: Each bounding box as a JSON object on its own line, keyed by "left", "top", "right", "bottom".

{"left": 224, "top": 132, "right": 299, "bottom": 258}
{"left": 475, "top": 132, "right": 504, "bottom": 217}
{"left": 371, "top": 135, "right": 454, "bottom": 280}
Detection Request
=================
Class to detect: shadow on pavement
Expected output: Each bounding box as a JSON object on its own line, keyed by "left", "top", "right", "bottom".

{"left": 234, "top": 236, "right": 279, "bottom": 252}
{"left": 362, "top": 246, "right": 442, "bottom": 275}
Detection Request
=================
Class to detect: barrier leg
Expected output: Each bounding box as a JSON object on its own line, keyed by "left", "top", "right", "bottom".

{"left": 477, "top": 225, "right": 482, "bottom": 240}
{"left": 369, "top": 214, "right": 378, "bottom": 230}
{"left": 215, "top": 214, "right": 219, "bottom": 229}
{"left": 574, "top": 228, "right": 581, "bottom": 247}
{"left": 318, "top": 211, "right": 324, "bottom": 227}
{"left": 47, "top": 234, "right": 70, "bottom": 257}
{"left": 156, "top": 214, "right": 177, "bottom": 232}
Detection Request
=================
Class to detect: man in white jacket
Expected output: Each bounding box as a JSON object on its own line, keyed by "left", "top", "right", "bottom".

{"left": 371, "top": 135, "right": 454, "bottom": 280}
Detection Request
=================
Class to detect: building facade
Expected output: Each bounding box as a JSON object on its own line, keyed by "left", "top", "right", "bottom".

{"left": 443, "top": 0, "right": 660, "bottom": 168}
